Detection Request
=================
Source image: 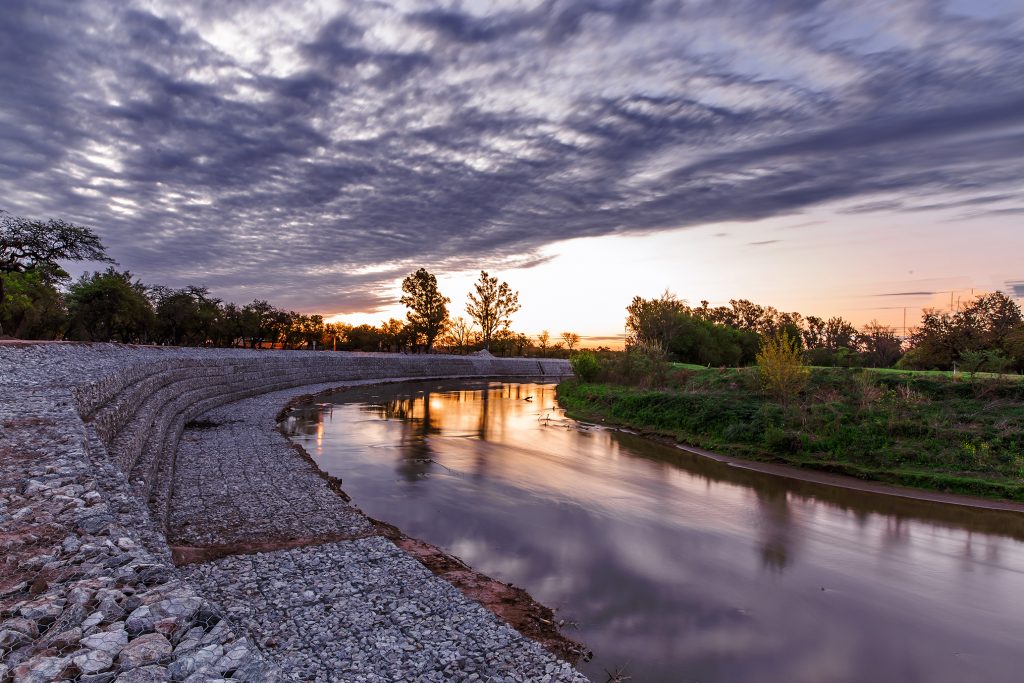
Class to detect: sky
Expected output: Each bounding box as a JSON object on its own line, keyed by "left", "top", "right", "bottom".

{"left": 2, "top": 0, "right": 1023, "bottom": 345}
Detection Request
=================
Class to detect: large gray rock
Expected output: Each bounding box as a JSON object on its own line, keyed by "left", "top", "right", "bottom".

{"left": 82, "top": 626, "right": 129, "bottom": 655}
{"left": 11, "top": 655, "right": 70, "bottom": 683}
{"left": 74, "top": 647, "right": 115, "bottom": 674}
{"left": 117, "top": 633, "right": 172, "bottom": 670}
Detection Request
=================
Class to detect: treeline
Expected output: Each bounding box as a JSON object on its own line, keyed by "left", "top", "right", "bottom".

{"left": 1, "top": 212, "right": 585, "bottom": 356}
{"left": 625, "top": 291, "right": 1024, "bottom": 372}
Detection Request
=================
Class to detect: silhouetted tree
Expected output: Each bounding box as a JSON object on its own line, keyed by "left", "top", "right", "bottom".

{"left": 537, "top": 330, "right": 550, "bottom": 356}
{"left": 440, "top": 316, "right": 476, "bottom": 354}
{"left": 401, "top": 268, "right": 450, "bottom": 352}
{"left": 151, "top": 286, "right": 220, "bottom": 346}
{"left": 859, "top": 320, "right": 903, "bottom": 368}
{"left": 561, "top": 331, "right": 580, "bottom": 351}
{"left": 466, "top": 271, "right": 520, "bottom": 351}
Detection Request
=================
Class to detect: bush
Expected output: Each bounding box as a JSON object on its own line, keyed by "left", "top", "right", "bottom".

{"left": 570, "top": 350, "right": 601, "bottom": 383}
{"left": 756, "top": 330, "right": 809, "bottom": 407}
{"left": 619, "top": 343, "right": 671, "bottom": 387}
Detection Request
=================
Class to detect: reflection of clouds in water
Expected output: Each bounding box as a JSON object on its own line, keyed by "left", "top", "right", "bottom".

{"left": 289, "top": 380, "right": 1024, "bottom": 683}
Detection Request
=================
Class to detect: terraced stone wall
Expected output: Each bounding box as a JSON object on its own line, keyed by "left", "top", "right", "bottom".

{"left": 0, "top": 345, "right": 570, "bottom": 681}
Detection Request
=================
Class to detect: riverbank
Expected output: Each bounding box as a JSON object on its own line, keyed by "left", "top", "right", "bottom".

{"left": 0, "top": 343, "right": 584, "bottom": 681}
{"left": 557, "top": 367, "right": 1024, "bottom": 503}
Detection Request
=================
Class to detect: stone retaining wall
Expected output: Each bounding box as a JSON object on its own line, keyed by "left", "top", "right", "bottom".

{"left": 0, "top": 344, "right": 571, "bottom": 682}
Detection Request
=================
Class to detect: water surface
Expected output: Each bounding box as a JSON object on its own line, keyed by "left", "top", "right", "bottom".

{"left": 281, "top": 380, "right": 1024, "bottom": 683}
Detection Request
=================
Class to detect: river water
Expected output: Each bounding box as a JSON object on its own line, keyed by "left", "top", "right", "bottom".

{"left": 280, "top": 379, "right": 1024, "bottom": 683}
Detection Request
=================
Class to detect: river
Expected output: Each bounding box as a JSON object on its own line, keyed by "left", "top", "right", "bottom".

{"left": 280, "top": 379, "right": 1024, "bottom": 683}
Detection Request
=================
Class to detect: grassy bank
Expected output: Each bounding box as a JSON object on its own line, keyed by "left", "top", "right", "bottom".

{"left": 558, "top": 367, "right": 1024, "bottom": 502}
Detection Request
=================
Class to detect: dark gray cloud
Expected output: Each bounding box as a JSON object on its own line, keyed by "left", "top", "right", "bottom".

{"left": 1008, "top": 282, "right": 1024, "bottom": 298}
{"left": 2, "top": 0, "right": 1023, "bottom": 312}
{"left": 872, "top": 291, "right": 938, "bottom": 297}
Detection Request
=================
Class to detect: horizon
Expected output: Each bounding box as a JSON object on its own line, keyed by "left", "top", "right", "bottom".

{"left": 2, "top": 1, "right": 1023, "bottom": 342}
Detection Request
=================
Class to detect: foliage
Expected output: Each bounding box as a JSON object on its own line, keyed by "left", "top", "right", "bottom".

{"left": 66, "top": 268, "right": 155, "bottom": 343}
{"left": 0, "top": 211, "right": 112, "bottom": 336}
{"left": 757, "top": 330, "right": 809, "bottom": 406}
{"left": 599, "top": 343, "right": 671, "bottom": 388}
{"left": 570, "top": 350, "right": 601, "bottom": 382}
{"left": 439, "top": 316, "right": 478, "bottom": 354}
{"left": 625, "top": 291, "right": 687, "bottom": 350}
{"left": 465, "top": 270, "right": 520, "bottom": 350}
{"left": 150, "top": 286, "right": 221, "bottom": 346}
{"left": 0, "top": 268, "right": 68, "bottom": 339}
{"left": 859, "top": 320, "right": 903, "bottom": 367}
{"left": 558, "top": 368, "right": 1024, "bottom": 502}
{"left": 400, "top": 268, "right": 450, "bottom": 351}
{"left": 561, "top": 331, "right": 580, "bottom": 351}
{"left": 960, "top": 349, "right": 1014, "bottom": 379}
{"left": 904, "top": 293, "right": 1023, "bottom": 370}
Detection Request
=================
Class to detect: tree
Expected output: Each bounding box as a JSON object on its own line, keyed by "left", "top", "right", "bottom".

{"left": 341, "top": 323, "right": 384, "bottom": 351}
{"left": 570, "top": 350, "right": 601, "bottom": 382}
{"left": 240, "top": 300, "right": 279, "bottom": 348}
{"left": 1006, "top": 324, "right": 1024, "bottom": 371}
{"left": 66, "top": 268, "right": 154, "bottom": 343}
{"left": 151, "top": 286, "right": 220, "bottom": 346}
{"left": 465, "top": 271, "right": 520, "bottom": 351}
{"left": 804, "top": 316, "right": 857, "bottom": 350}
{"left": 440, "top": 316, "right": 476, "bottom": 354}
{"left": 380, "top": 318, "right": 409, "bottom": 351}
{"left": 0, "top": 212, "right": 111, "bottom": 336}
{"left": 625, "top": 291, "right": 686, "bottom": 351}
{"left": 537, "top": 330, "right": 550, "bottom": 356}
{"left": 756, "top": 330, "right": 808, "bottom": 408}
{"left": 0, "top": 268, "right": 68, "bottom": 339}
{"left": 401, "top": 268, "right": 450, "bottom": 352}
{"left": 859, "top": 320, "right": 903, "bottom": 368}
{"left": 561, "top": 331, "right": 580, "bottom": 351}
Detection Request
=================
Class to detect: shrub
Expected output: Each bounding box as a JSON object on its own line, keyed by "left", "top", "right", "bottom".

{"left": 756, "top": 330, "right": 808, "bottom": 407}
{"left": 570, "top": 350, "right": 601, "bottom": 383}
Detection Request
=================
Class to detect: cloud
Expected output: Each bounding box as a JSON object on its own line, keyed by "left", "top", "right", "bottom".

{"left": 749, "top": 240, "right": 781, "bottom": 246}
{"left": 871, "top": 291, "right": 938, "bottom": 297}
{"left": 1, "top": 0, "right": 1023, "bottom": 312}
{"left": 1008, "top": 282, "right": 1024, "bottom": 298}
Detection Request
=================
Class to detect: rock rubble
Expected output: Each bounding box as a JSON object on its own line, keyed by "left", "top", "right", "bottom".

{"left": 0, "top": 344, "right": 583, "bottom": 682}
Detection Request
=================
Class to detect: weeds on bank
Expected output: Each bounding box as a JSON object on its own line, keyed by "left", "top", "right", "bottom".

{"left": 559, "top": 362, "right": 1024, "bottom": 501}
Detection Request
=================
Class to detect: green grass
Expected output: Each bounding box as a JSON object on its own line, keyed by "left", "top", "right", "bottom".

{"left": 558, "top": 367, "right": 1024, "bottom": 502}
{"left": 859, "top": 366, "right": 1024, "bottom": 381}
{"left": 671, "top": 362, "right": 710, "bottom": 371}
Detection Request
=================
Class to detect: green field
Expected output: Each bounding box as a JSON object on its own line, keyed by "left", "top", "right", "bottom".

{"left": 559, "top": 367, "right": 1024, "bottom": 502}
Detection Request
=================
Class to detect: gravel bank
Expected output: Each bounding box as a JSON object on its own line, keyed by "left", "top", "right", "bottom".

{"left": 0, "top": 343, "right": 584, "bottom": 682}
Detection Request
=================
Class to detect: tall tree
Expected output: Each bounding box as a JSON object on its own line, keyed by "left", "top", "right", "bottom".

{"left": 537, "top": 330, "right": 550, "bottom": 356}
{"left": 561, "top": 331, "right": 580, "bottom": 351}
{"left": 466, "top": 271, "right": 520, "bottom": 351}
{"left": 859, "top": 320, "right": 903, "bottom": 368}
{"left": 625, "top": 291, "right": 686, "bottom": 350}
{"left": 66, "top": 268, "right": 154, "bottom": 343}
{"left": 401, "top": 268, "right": 450, "bottom": 352}
{"left": 0, "top": 212, "right": 111, "bottom": 336}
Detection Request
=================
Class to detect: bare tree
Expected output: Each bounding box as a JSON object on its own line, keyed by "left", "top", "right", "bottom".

{"left": 537, "top": 330, "right": 550, "bottom": 356}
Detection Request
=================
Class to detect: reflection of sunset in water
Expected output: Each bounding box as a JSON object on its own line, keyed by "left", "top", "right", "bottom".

{"left": 282, "top": 380, "right": 1024, "bottom": 683}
